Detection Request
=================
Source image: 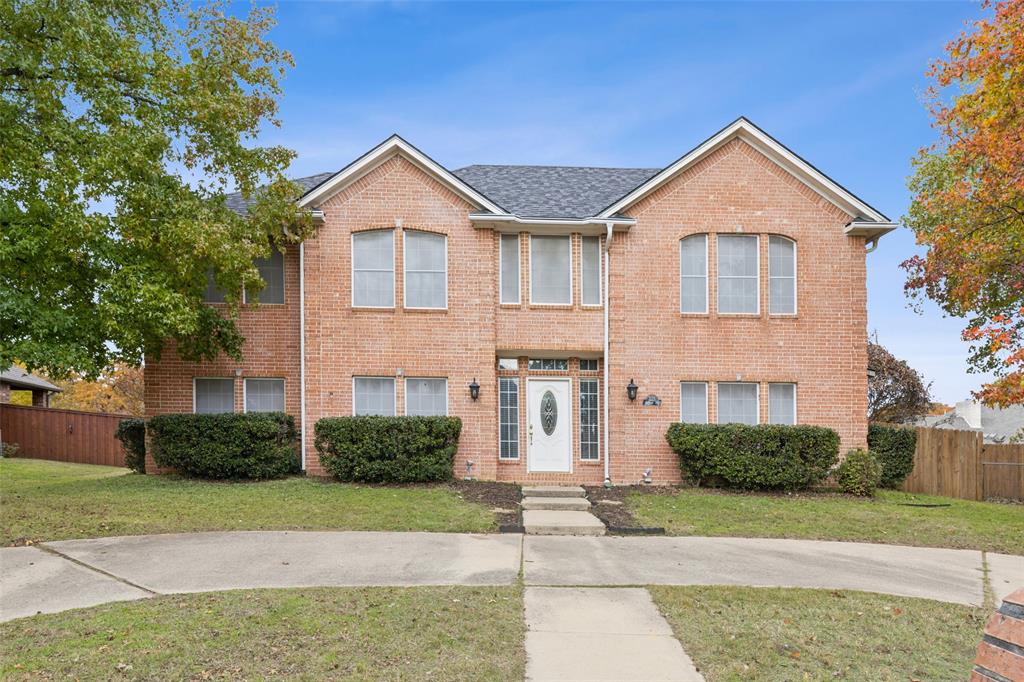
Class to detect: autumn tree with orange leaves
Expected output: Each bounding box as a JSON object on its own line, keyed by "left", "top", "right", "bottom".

{"left": 903, "top": 0, "right": 1024, "bottom": 406}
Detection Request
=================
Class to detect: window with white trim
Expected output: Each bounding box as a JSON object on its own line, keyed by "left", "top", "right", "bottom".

{"left": 679, "top": 234, "right": 707, "bottom": 313}
{"left": 352, "top": 230, "right": 394, "bottom": 307}
{"left": 768, "top": 383, "right": 796, "bottom": 425}
{"left": 580, "top": 379, "right": 599, "bottom": 460}
{"left": 404, "top": 230, "right": 446, "bottom": 309}
{"left": 499, "top": 377, "right": 519, "bottom": 459}
{"left": 353, "top": 377, "right": 395, "bottom": 416}
{"left": 204, "top": 269, "right": 226, "bottom": 303}
{"left": 500, "top": 234, "right": 520, "bottom": 304}
{"left": 245, "top": 250, "right": 285, "bottom": 304}
{"left": 497, "top": 358, "right": 519, "bottom": 370}
{"left": 406, "top": 378, "right": 447, "bottom": 416}
{"left": 581, "top": 236, "right": 601, "bottom": 306}
{"left": 245, "top": 378, "right": 284, "bottom": 413}
{"left": 769, "top": 236, "right": 796, "bottom": 315}
{"left": 717, "top": 382, "right": 759, "bottom": 424}
{"left": 195, "top": 378, "right": 234, "bottom": 414}
{"left": 529, "top": 359, "right": 568, "bottom": 371}
{"left": 680, "top": 382, "right": 708, "bottom": 424}
{"left": 530, "top": 235, "right": 571, "bottom": 304}
{"left": 579, "top": 359, "right": 598, "bottom": 372}
{"left": 717, "top": 234, "right": 759, "bottom": 314}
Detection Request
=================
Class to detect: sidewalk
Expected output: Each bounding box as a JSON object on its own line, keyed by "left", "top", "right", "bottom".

{"left": 2, "top": 530, "right": 1018, "bottom": 622}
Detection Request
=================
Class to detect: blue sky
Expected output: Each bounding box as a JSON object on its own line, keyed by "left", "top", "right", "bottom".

{"left": 251, "top": 0, "right": 988, "bottom": 404}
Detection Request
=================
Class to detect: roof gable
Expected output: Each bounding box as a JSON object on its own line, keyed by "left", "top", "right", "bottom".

{"left": 296, "top": 135, "right": 504, "bottom": 214}
{"left": 598, "top": 117, "right": 890, "bottom": 223}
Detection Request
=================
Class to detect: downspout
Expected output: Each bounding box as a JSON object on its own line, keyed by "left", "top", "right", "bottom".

{"left": 865, "top": 237, "right": 880, "bottom": 253}
{"left": 603, "top": 221, "right": 613, "bottom": 486}
{"left": 299, "top": 242, "right": 307, "bottom": 471}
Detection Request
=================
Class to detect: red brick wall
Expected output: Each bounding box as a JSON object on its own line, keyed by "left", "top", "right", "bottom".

{"left": 145, "top": 138, "right": 870, "bottom": 484}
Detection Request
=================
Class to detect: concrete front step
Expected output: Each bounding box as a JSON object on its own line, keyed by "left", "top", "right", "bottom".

{"left": 521, "top": 497, "right": 592, "bottom": 512}
{"left": 523, "top": 510, "right": 606, "bottom": 536}
{"left": 521, "top": 486, "right": 586, "bottom": 499}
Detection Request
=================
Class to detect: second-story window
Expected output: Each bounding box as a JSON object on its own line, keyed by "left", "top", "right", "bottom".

{"left": 679, "top": 234, "right": 708, "bottom": 313}
{"left": 404, "top": 230, "right": 447, "bottom": 309}
{"left": 204, "top": 269, "right": 226, "bottom": 303}
{"left": 717, "top": 234, "right": 759, "bottom": 314}
{"left": 769, "top": 236, "right": 796, "bottom": 315}
{"left": 352, "top": 230, "right": 394, "bottom": 308}
{"left": 245, "top": 250, "right": 284, "bottom": 304}
{"left": 500, "top": 234, "right": 520, "bottom": 304}
{"left": 581, "top": 236, "right": 601, "bottom": 306}
{"left": 530, "top": 235, "right": 571, "bottom": 305}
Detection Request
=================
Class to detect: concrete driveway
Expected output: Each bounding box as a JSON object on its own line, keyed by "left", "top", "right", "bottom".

{"left": 2, "top": 531, "right": 1017, "bottom": 621}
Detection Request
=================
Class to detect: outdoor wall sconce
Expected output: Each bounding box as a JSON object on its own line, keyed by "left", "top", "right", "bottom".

{"left": 469, "top": 378, "right": 480, "bottom": 401}
{"left": 627, "top": 379, "right": 638, "bottom": 402}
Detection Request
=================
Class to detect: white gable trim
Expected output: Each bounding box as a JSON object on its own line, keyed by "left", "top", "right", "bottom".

{"left": 598, "top": 118, "right": 889, "bottom": 223}
{"left": 296, "top": 135, "right": 504, "bottom": 214}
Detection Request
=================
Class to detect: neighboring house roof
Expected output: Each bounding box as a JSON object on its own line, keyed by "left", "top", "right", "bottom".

{"left": 451, "top": 165, "right": 661, "bottom": 219}
{"left": 918, "top": 401, "right": 1024, "bottom": 444}
{"left": 0, "top": 366, "right": 61, "bottom": 392}
{"left": 224, "top": 172, "right": 335, "bottom": 217}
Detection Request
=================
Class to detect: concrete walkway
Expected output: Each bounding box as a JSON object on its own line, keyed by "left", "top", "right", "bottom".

{"left": 2, "top": 530, "right": 1019, "bottom": 622}
{"left": 525, "top": 587, "right": 703, "bottom": 681}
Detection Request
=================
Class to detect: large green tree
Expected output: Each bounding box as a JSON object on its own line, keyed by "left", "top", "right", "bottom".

{"left": 0, "top": 0, "right": 312, "bottom": 379}
{"left": 903, "top": 0, "right": 1024, "bottom": 406}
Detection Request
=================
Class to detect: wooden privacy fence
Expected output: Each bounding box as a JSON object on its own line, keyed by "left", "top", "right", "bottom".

{"left": 902, "top": 426, "right": 1024, "bottom": 501}
{"left": 0, "top": 404, "right": 130, "bottom": 467}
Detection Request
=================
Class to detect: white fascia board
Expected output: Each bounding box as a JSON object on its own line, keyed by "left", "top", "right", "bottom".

{"left": 598, "top": 118, "right": 889, "bottom": 223}
{"left": 296, "top": 135, "right": 504, "bottom": 214}
{"left": 844, "top": 221, "right": 899, "bottom": 239}
{"left": 470, "top": 213, "right": 635, "bottom": 235}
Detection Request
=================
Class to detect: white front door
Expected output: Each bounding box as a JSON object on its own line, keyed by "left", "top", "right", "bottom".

{"left": 528, "top": 379, "right": 572, "bottom": 473}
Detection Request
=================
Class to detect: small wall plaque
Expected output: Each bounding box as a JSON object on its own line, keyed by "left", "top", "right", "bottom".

{"left": 642, "top": 395, "right": 662, "bottom": 406}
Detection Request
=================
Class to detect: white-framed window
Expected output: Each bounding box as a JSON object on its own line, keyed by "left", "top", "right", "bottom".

{"left": 497, "top": 358, "right": 519, "bottom": 370}
{"left": 680, "top": 382, "right": 708, "bottom": 424}
{"left": 500, "top": 234, "right": 520, "bottom": 304}
{"left": 717, "top": 382, "right": 759, "bottom": 425}
{"left": 580, "top": 379, "right": 599, "bottom": 461}
{"left": 406, "top": 378, "right": 448, "bottom": 416}
{"left": 499, "top": 377, "right": 519, "bottom": 459}
{"left": 353, "top": 377, "right": 396, "bottom": 416}
{"left": 404, "top": 230, "right": 447, "bottom": 309}
{"left": 530, "top": 235, "right": 572, "bottom": 305}
{"left": 581, "top": 236, "right": 601, "bottom": 306}
{"left": 717, "top": 234, "right": 759, "bottom": 314}
{"left": 243, "top": 250, "right": 285, "bottom": 304}
{"left": 194, "top": 377, "right": 234, "bottom": 414}
{"left": 769, "top": 236, "right": 796, "bottom": 315}
{"left": 768, "top": 383, "right": 797, "bottom": 425}
{"left": 679, "top": 234, "right": 708, "bottom": 313}
{"left": 244, "top": 378, "right": 285, "bottom": 413}
{"left": 352, "top": 230, "right": 395, "bottom": 308}
{"left": 579, "top": 359, "right": 599, "bottom": 372}
{"left": 204, "top": 269, "right": 227, "bottom": 303}
{"left": 528, "top": 358, "right": 568, "bottom": 371}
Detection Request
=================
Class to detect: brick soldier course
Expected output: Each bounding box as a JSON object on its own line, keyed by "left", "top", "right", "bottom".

{"left": 144, "top": 117, "right": 896, "bottom": 484}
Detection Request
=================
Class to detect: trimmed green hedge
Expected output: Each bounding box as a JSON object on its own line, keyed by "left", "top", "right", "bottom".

{"left": 835, "top": 449, "right": 882, "bottom": 496}
{"left": 147, "top": 412, "right": 299, "bottom": 480}
{"left": 315, "top": 416, "right": 461, "bottom": 483}
{"left": 665, "top": 423, "right": 840, "bottom": 491}
{"left": 867, "top": 424, "right": 917, "bottom": 489}
{"left": 114, "top": 418, "right": 146, "bottom": 473}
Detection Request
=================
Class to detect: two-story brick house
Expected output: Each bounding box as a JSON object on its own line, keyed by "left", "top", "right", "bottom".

{"left": 144, "top": 118, "right": 896, "bottom": 484}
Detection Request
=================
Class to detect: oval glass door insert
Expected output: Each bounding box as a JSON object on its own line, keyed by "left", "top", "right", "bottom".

{"left": 540, "top": 390, "right": 557, "bottom": 435}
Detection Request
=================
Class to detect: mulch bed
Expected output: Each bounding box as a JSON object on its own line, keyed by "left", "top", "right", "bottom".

{"left": 451, "top": 480, "right": 522, "bottom": 530}
{"left": 584, "top": 485, "right": 665, "bottom": 534}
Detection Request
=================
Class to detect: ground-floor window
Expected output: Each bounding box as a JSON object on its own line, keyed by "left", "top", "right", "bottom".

{"left": 768, "top": 383, "right": 796, "bottom": 425}
{"left": 528, "top": 358, "right": 568, "bottom": 371}
{"left": 244, "top": 378, "right": 284, "bottom": 413}
{"left": 194, "top": 378, "right": 234, "bottom": 414}
{"left": 353, "top": 377, "right": 396, "bottom": 416}
{"left": 406, "top": 378, "right": 447, "bottom": 416}
{"left": 499, "top": 377, "right": 519, "bottom": 459}
{"left": 579, "top": 379, "right": 599, "bottom": 460}
{"left": 680, "top": 382, "right": 708, "bottom": 424}
{"left": 717, "top": 382, "right": 759, "bottom": 425}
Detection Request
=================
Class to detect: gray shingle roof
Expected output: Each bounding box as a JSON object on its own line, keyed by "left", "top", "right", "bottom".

{"left": 1, "top": 365, "right": 60, "bottom": 392}
{"left": 224, "top": 172, "right": 335, "bottom": 216}
{"left": 452, "top": 165, "right": 661, "bottom": 219}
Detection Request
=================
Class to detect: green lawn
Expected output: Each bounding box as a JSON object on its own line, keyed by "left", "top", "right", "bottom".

{"left": 629, "top": 487, "right": 1024, "bottom": 554}
{"left": 0, "top": 458, "right": 497, "bottom": 545}
{"left": 0, "top": 586, "right": 525, "bottom": 681}
{"left": 651, "top": 586, "right": 985, "bottom": 681}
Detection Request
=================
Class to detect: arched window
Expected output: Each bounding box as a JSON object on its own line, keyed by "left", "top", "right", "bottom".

{"left": 352, "top": 229, "right": 395, "bottom": 308}
{"left": 768, "top": 236, "right": 796, "bottom": 315}
{"left": 404, "top": 230, "right": 447, "bottom": 309}
{"left": 679, "top": 234, "right": 708, "bottom": 313}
